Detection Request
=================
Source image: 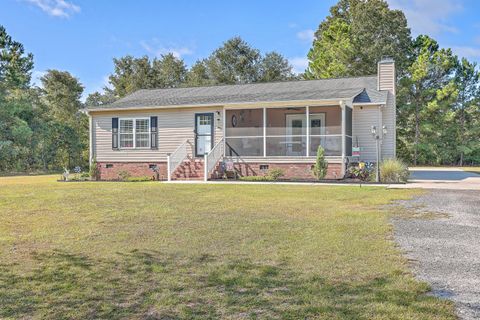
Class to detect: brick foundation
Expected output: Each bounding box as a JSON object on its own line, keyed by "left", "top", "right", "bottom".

{"left": 232, "top": 162, "right": 343, "bottom": 180}
{"left": 98, "top": 162, "right": 168, "bottom": 181}
{"left": 97, "top": 161, "right": 343, "bottom": 181}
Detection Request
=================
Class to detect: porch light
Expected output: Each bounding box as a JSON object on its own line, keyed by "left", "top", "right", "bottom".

{"left": 382, "top": 125, "right": 388, "bottom": 135}
{"left": 371, "top": 126, "right": 376, "bottom": 136}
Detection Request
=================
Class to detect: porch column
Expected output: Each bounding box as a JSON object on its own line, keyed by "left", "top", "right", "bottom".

{"left": 340, "top": 101, "right": 346, "bottom": 174}
{"left": 222, "top": 108, "right": 226, "bottom": 156}
{"left": 263, "top": 107, "right": 267, "bottom": 157}
{"left": 306, "top": 106, "right": 310, "bottom": 157}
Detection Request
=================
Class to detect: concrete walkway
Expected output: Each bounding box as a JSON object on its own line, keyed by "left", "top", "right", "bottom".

{"left": 165, "top": 168, "right": 480, "bottom": 190}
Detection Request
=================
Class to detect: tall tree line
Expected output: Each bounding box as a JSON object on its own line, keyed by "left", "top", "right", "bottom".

{"left": 0, "top": 26, "right": 87, "bottom": 172}
{"left": 306, "top": 0, "right": 480, "bottom": 165}
{"left": 87, "top": 37, "right": 296, "bottom": 106}
{"left": 0, "top": 30, "right": 295, "bottom": 172}
{"left": 2, "top": 0, "right": 480, "bottom": 173}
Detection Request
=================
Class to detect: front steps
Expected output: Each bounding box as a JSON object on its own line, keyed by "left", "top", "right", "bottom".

{"left": 171, "top": 158, "right": 204, "bottom": 180}
{"left": 170, "top": 158, "right": 224, "bottom": 181}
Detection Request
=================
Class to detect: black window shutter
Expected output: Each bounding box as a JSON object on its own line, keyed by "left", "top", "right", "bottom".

{"left": 112, "top": 117, "right": 119, "bottom": 149}
{"left": 150, "top": 116, "right": 158, "bottom": 149}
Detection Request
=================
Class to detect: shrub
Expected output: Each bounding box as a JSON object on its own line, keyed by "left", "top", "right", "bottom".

{"left": 125, "top": 176, "right": 152, "bottom": 182}
{"left": 267, "top": 168, "right": 284, "bottom": 180}
{"left": 312, "top": 146, "right": 328, "bottom": 179}
{"left": 239, "top": 175, "right": 274, "bottom": 182}
{"left": 118, "top": 170, "right": 131, "bottom": 181}
{"left": 89, "top": 158, "right": 100, "bottom": 180}
{"left": 379, "top": 158, "right": 409, "bottom": 183}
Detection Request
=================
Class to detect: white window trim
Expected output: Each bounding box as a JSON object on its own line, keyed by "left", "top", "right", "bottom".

{"left": 118, "top": 117, "right": 151, "bottom": 149}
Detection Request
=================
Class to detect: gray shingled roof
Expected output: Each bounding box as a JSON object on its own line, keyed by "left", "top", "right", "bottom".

{"left": 88, "top": 75, "right": 387, "bottom": 110}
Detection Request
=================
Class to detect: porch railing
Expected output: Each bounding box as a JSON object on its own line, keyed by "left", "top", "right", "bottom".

{"left": 167, "top": 139, "right": 189, "bottom": 182}
{"left": 204, "top": 137, "right": 224, "bottom": 181}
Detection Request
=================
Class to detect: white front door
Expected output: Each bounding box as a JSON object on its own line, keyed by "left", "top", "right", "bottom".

{"left": 286, "top": 114, "right": 306, "bottom": 156}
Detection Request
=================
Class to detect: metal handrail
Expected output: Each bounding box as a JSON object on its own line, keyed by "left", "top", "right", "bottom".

{"left": 167, "top": 139, "right": 189, "bottom": 181}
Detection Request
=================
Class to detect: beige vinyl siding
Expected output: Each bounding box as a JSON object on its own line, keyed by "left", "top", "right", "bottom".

{"left": 381, "top": 92, "right": 396, "bottom": 159}
{"left": 352, "top": 105, "right": 379, "bottom": 162}
{"left": 92, "top": 107, "right": 223, "bottom": 162}
{"left": 352, "top": 102, "right": 395, "bottom": 162}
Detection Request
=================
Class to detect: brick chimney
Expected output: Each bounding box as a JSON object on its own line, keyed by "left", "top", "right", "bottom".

{"left": 377, "top": 57, "right": 395, "bottom": 94}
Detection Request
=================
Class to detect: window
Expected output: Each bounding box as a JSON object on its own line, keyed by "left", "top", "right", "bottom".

{"left": 135, "top": 118, "right": 150, "bottom": 148}
{"left": 119, "top": 119, "right": 133, "bottom": 148}
{"left": 119, "top": 118, "right": 150, "bottom": 148}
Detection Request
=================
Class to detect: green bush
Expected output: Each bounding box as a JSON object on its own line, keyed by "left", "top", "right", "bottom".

{"left": 267, "top": 168, "right": 284, "bottom": 180}
{"left": 239, "top": 175, "right": 274, "bottom": 182}
{"left": 125, "top": 176, "right": 153, "bottom": 182}
{"left": 89, "top": 158, "right": 100, "bottom": 180}
{"left": 312, "top": 146, "right": 328, "bottom": 179}
{"left": 379, "top": 159, "right": 409, "bottom": 183}
{"left": 118, "top": 170, "right": 131, "bottom": 181}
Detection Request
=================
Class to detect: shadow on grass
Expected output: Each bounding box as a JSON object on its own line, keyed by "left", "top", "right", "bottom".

{"left": 0, "top": 250, "right": 454, "bottom": 319}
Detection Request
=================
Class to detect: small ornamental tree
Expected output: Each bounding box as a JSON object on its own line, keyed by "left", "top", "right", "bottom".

{"left": 313, "top": 146, "right": 328, "bottom": 179}
{"left": 89, "top": 158, "right": 100, "bottom": 181}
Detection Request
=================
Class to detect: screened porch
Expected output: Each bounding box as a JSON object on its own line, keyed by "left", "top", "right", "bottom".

{"left": 224, "top": 105, "right": 352, "bottom": 159}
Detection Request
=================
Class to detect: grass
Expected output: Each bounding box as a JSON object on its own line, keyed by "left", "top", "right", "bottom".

{"left": 462, "top": 167, "right": 480, "bottom": 174}
{"left": 0, "top": 175, "right": 456, "bottom": 319}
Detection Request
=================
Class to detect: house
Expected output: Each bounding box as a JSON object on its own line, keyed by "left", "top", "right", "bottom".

{"left": 86, "top": 58, "right": 396, "bottom": 181}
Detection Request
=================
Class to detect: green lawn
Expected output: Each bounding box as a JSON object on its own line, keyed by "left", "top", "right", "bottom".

{"left": 0, "top": 176, "right": 455, "bottom": 319}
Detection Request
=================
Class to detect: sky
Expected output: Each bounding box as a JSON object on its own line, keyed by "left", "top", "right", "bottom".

{"left": 1, "top": 0, "right": 480, "bottom": 100}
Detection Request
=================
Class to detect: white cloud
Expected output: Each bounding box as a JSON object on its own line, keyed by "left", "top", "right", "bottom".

{"left": 296, "top": 29, "right": 315, "bottom": 42}
{"left": 451, "top": 46, "right": 480, "bottom": 59}
{"left": 289, "top": 57, "right": 309, "bottom": 74}
{"left": 140, "top": 39, "right": 194, "bottom": 59}
{"left": 387, "top": 0, "right": 462, "bottom": 35}
{"left": 25, "top": 0, "right": 80, "bottom": 18}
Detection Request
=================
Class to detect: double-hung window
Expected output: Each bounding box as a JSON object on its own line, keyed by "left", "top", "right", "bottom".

{"left": 119, "top": 118, "right": 150, "bottom": 148}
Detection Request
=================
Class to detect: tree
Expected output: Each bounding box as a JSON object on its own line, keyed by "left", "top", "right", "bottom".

{"left": 453, "top": 58, "right": 480, "bottom": 165}
{"left": 0, "top": 25, "right": 35, "bottom": 171}
{"left": 85, "top": 91, "right": 116, "bottom": 107}
{"left": 306, "top": 0, "right": 411, "bottom": 78}
{"left": 185, "top": 60, "right": 214, "bottom": 87}
{"left": 151, "top": 53, "right": 187, "bottom": 88}
{"left": 107, "top": 55, "right": 153, "bottom": 98}
{"left": 206, "top": 37, "right": 261, "bottom": 84}
{"left": 40, "top": 70, "right": 88, "bottom": 169}
{"left": 259, "top": 52, "right": 295, "bottom": 82}
{"left": 40, "top": 70, "right": 84, "bottom": 122}
{"left": 305, "top": 19, "right": 354, "bottom": 79}
{"left": 313, "top": 146, "right": 328, "bottom": 179}
{"left": 0, "top": 25, "right": 34, "bottom": 89}
{"left": 396, "top": 35, "right": 457, "bottom": 165}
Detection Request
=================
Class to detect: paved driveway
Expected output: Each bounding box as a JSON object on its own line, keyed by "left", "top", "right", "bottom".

{"left": 390, "top": 168, "right": 480, "bottom": 190}
{"left": 393, "top": 190, "right": 480, "bottom": 319}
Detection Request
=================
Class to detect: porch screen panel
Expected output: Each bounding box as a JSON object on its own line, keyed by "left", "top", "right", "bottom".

{"left": 225, "top": 109, "right": 263, "bottom": 156}
{"left": 308, "top": 106, "right": 342, "bottom": 157}
{"left": 266, "top": 107, "right": 306, "bottom": 156}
